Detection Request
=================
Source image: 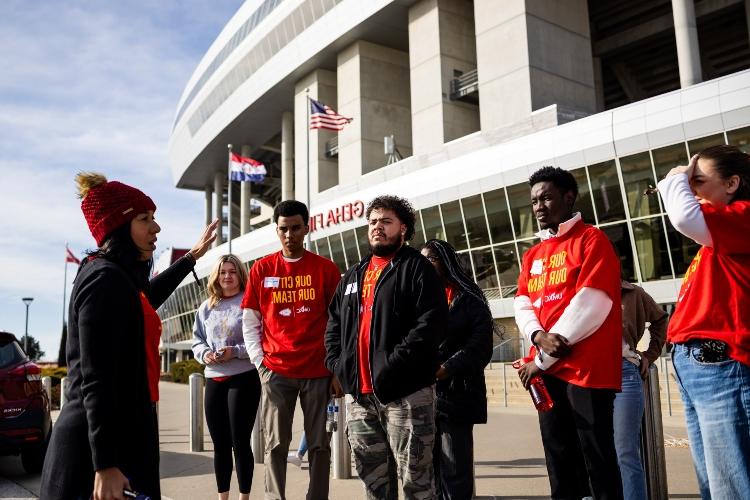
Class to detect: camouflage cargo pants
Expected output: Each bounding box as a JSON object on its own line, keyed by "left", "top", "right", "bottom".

{"left": 346, "top": 386, "right": 436, "bottom": 500}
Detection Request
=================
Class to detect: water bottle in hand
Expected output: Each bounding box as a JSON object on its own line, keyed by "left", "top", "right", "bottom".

{"left": 326, "top": 399, "right": 338, "bottom": 432}
{"left": 512, "top": 357, "right": 554, "bottom": 412}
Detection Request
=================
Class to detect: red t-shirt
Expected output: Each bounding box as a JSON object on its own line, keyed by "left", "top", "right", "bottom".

{"left": 241, "top": 250, "right": 341, "bottom": 378}
{"left": 668, "top": 200, "right": 750, "bottom": 366}
{"left": 358, "top": 255, "right": 393, "bottom": 394}
{"left": 517, "top": 221, "right": 622, "bottom": 389}
{"left": 139, "top": 292, "right": 162, "bottom": 402}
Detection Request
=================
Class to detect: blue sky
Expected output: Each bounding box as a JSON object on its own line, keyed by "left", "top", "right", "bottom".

{"left": 0, "top": 0, "right": 244, "bottom": 360}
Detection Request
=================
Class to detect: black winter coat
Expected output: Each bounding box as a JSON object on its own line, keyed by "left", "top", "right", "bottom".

{"left": 40, "top": 255, "right": 195, "bottom": 500}
{"left": 436, "top": 291, "right": 493, "bottom": 424}
{"left": 325, "top": 245, "right": 448, "bottom": 404}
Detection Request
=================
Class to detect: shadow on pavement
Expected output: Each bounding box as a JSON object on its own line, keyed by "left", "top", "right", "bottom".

{"left": 476, "top": 458, "right": 547, "bottom": 468}
{"left": 159, "top": 449, "right": 213, "bottom": 479}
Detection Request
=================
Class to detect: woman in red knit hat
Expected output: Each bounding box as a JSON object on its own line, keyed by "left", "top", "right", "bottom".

{"left": 41, "top": 172, "right": 218, "bottom": 500}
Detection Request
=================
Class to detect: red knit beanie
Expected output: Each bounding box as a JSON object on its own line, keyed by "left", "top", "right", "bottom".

{"left": 76, "top": 172, "right": 156, "bottom": 246}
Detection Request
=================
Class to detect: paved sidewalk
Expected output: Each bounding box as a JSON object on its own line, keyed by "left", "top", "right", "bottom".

{"left": 1, "top": 381, "right": 700, "bottom": 499}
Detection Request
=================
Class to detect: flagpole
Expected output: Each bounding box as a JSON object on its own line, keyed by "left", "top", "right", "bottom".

{"left": 227, "top": 144, "right": 233, "bottom": 255}
{"left": 305, "top": 88, "right": 312, "bottom": 250}
{"left": 62, "top": 243, "right": 69, "bottom": 328}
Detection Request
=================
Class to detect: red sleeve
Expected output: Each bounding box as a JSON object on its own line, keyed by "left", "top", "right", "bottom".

{"left": 241, "top": 262, "right": 261, "bottom": 310}
{"left": 701, "top": 200, "right": 750, "bottom": 255}
{"left": 576, "top": 229, "right": 620, "bottom": 301}
{"left": 516, "top": 249, "right": 531, "bottom": 297}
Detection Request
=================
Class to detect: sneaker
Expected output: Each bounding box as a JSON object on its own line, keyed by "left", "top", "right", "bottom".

{"left": 287, "top": 453, "right": 303, "bottom": 468}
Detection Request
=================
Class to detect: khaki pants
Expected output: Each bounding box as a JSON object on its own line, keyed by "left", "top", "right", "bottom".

{"left": 258, "top": 364, "right": 331, "bottom": 500}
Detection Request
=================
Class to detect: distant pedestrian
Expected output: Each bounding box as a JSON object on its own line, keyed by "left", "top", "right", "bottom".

{"left": 325, "top": 195, "right": 448, "bottom": 499}
{"left": 421, "top": 239, "right": 493, "bottom": 500}
{"left": 657, "top": 145, "right": 750, "bottom": 499}
{"left": 615, "top": 280, "right": 667, "bottom": 500}
{"left": 242, "top": 200, "right": 342, "bottom": 500}
{"left": 193, "top": 254, "right": 260, "bottom": 500}
{"left": 41, "top": 172, "right": 217, "bottom": 500}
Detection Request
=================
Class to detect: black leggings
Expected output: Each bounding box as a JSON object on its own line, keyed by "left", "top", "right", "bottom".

{"left": 204, "top": 369, "right": 261, "bottom": 494}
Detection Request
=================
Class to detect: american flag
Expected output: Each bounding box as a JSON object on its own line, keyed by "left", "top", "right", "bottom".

{"left": 309, "top": 98, "right": 352, "bottom": 131}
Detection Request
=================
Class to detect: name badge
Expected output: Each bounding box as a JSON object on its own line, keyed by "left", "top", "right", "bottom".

{"left": 344, "top": 282, "right": 358, "bottom": 295}
{"left": 264, "top": 277, "right": 280, "bottom": 288}
{"left": 530, "top": 259, "right": 544, "bottom": 275}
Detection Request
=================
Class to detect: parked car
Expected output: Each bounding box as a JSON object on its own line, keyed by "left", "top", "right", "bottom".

{"left": 0, "top": 331, "right": 51, "bottom": 473}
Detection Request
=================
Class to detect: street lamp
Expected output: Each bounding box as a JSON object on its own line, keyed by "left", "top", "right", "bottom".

{"left": 22, "top": 297, "right": 34, "bottom": 354}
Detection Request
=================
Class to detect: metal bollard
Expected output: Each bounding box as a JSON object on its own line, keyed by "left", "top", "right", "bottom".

{"left": 641, "top": 362, "right": 668, "bottom": 500}
{"left": 332, "top": 396, "right": 351, "bottom": 479}
{"left": 664, "top": 357, "right": 672, "bottom": 417}
{"left": 251, "top": 398, "right": 264, "bottom": 464}
{"left": 42, "top": 376, "right": 52, "bottom": 404}
{"left": 189, "top": 373, "right": 205, "bottom": 452}
{"left": 60, "top": 376, "right": 69, "bottom": 409}
{"left": 502, "top": 363, "right": 508, "bottom": 408}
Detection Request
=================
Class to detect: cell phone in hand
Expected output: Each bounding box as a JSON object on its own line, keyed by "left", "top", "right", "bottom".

{"left": 124, "top": 488, "right": 151, "bottom": 500}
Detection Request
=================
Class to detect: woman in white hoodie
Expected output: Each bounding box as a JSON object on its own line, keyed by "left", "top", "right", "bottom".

{"left": 193, "top": 254, "right": 260, "bottom": 500}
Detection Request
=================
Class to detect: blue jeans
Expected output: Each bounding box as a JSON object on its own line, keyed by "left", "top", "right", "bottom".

{"left": 613, "top": 360, "right": 647, "bottom": 500}
{"left": 672, "top": 342, "right": 750, "bottom": 500}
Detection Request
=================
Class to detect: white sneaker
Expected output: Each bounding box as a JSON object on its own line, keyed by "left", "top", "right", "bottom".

{"left": 287, "top": 453, "right": 303, "bottom": 468}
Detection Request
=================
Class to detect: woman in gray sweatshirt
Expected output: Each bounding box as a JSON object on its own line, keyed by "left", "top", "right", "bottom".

{"left": 192, "top": 254, "right": 260, "bottom": 500}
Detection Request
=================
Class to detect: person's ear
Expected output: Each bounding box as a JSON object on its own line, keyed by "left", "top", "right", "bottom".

{"left": 726, "top": 175, "right": 740, "bottom": 195}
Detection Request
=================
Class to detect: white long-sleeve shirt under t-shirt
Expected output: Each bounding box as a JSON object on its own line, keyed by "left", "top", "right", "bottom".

{"left": 241, "top": 253, "right": 304, "bottom": 368}
{"left": 513, "top": 213, "right": 613, "bottom": 370}
{"left": 657, "top": 173, "right": 713, "bottom": 247}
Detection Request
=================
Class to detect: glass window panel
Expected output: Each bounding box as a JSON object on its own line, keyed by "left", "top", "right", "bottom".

{"left": 632, "top": 217, "right": 672, "bottom": 281}
{"left": 727, "top": 126, "right": 750, "bottom": 153}
{"left": 483, "top": 188, "right": 513, "bottom": 243}
{"left": 470, "top": 247, "right": 499, "bottom": 293}
{"left": 570, "top": 167, "right": 595, "bottom": 223}
{"left": 507, "top": 183, "right": 536, "bottom": 239}
{"left": 652, "top": 142, "right": 689, "bottom": 182}
{"left": 315, "top": 237, "right": 331, "bottom": 260}
{"left": 599, "top": 223, "right": 636, "bottom": 282}
{"left": 461, "top": 195, "right": 491, "bottom": 248}
{"left": 441, "top": 200, "right": 467, "bottom": 251}
{"left": 342, "top": 229, "right": 360, "bottom": 268}
{"left": 355, "top": 225, "right": 369, "bottom": 259}
{"left": 620, "top": 152, "right": 661, "bottom": 218}
{"left": 688, "top": 134, "right": 725, "bottom": 155}
{"left": 495, "top": 243, "right": 523, "bottom": 298}
{"left": 328, "top": 234, "right": 347, "bottom": 273}
{"left": 411, "top": 211, "right": 425, "bottom": 248}
{"left": 421, "top": 206, "right": 444, "bottom": 241}
{"left": 588, "top": 160, "right": 626, "bottom": 223}
{"left": 664, "top": 218, "right": 701, "bottom": 278}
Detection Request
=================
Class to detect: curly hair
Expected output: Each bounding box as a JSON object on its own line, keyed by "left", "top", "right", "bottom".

{"left": 528, "top": 166, "right": 579, "bottom": 200}
{"left": 273, "top": 200, "right": 309, "bottom": 225}
{"left": 365, "top": 195, "right": 416, "bottom": 241}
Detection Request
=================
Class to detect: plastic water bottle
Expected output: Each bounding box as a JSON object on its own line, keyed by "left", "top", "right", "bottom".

{"left": 326, "top": 399, "right": 338, "bottom": 432}
{"left": 512, "top": 357, "right": 554, "bottom": 412}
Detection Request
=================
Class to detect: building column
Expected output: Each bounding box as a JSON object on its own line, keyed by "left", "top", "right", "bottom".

{"left": 204, "top": 185, "right": 213, "bottom": 227}
{"left": 213, "top": 170, "right": 224, "bottom": 246}
{"left": 281, "top": 111, "right": 294, "bottom": 201}
{"left": 240, "top": 145, "right": 252, "bottom": 235}
{"left": 672, "top": 0, "right": 703, "bottom": 87}
{"left": 337, "top": 41, "right": 412, "bottom": 182}
{"left": 294, "top": 70, "right": 338, "bottom": 204}
{"left": 408, "top": 0, "right": 479, "bottom": 155}
{"left": 474, "top": 1, "right": 595, "bottom": 130}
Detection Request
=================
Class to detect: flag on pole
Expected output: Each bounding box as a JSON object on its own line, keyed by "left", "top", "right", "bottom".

{"left": 65, "top": 246, "right": 80, "bottom": 265}
{"left": 229, "top": 153, "right": 266, "bottom": 183}
{"left": 309, "top": 98, "right": 352, "bottom": 131}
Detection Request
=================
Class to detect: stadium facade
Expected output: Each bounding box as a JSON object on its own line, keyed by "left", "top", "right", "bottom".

{"left": 160, "top": 0, "right": 750, "bottom": 366}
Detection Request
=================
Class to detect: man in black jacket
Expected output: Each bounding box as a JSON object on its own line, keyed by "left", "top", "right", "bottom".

{"left": 325, "top": 195, "right": 447, "bottom": 500}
